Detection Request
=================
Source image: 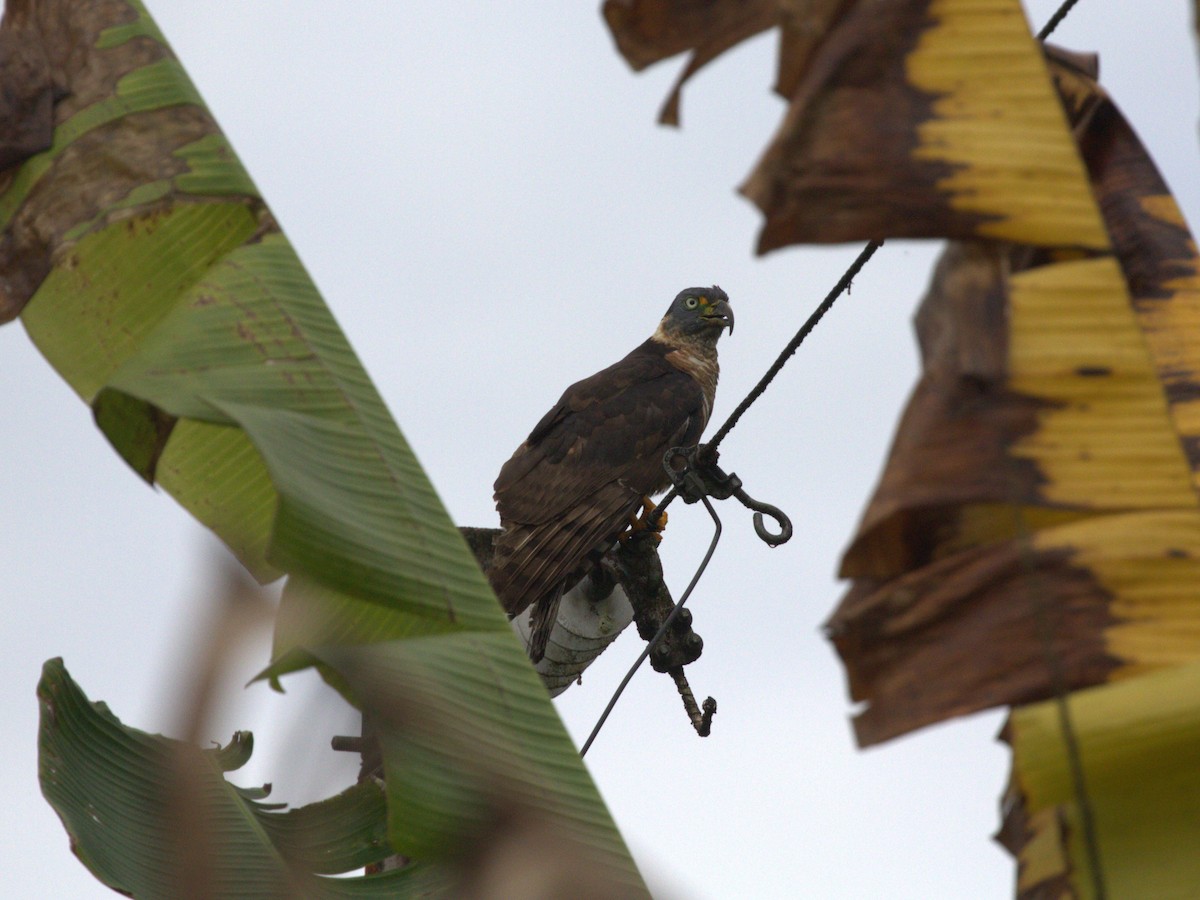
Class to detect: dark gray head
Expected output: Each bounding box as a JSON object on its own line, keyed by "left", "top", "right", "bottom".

{"left": 658, "top": 286, "right": 733, "bottom": 342}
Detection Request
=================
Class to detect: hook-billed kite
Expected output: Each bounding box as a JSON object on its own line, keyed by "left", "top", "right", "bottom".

{"left": 490, "top": 286, "right": 733, "bottom": 662}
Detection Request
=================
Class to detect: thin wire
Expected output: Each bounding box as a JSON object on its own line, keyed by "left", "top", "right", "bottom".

{"left": 1037, "top": 0, "right": 1081, "bottom": 40}
{"left": 708, "top": 240, "right": 883, "bottom": 453}
{"left": 649, "top": 239, "right": 884, "bottom": 525}
{"left": 580, "top": 493, "right": 722, "bottom": 758}
{"left": 1050, "top": 666, "right": 1108, "bottom": 900}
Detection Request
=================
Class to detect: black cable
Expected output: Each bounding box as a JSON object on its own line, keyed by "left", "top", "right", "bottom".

{"left": 580, "top": 493, "right": 722, "bottom": 758}
{"left": 652, "top": 0, "right": 1082, "bottom": 499}
{"left": 650, "top": 0, "right": 1085, "bottom": 492}
{"left": 648, "top": 240, "right": 883, "bottom": 526}
{"left": 1037, "top": 0, "right": 1082, "bottom": 40}
{"left": 1011, "top": 506, "right": 1107, "bottom": 900}
{"left": 709, "top": 240, "right": 883, "bottom": 452}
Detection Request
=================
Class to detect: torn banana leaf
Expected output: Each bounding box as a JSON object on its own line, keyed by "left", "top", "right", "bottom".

{"left": 1048, "top": 48, "right": 1200, "bottom": 479}
{"left": 1000, "top": 660, "right": 1200, "bottom": 899}
{"left": 601, "top": 0, "right": 780, "bottom": 125}
{"left": 6, "top": 1, "right": 646, "bottom": 892}
{"left": 37, "top": 658, "right": 445, "bottom": 898}
{"left": 603, "top": 1, "right": 1108, "bottom": 250}
{"left": 831, "top": 50, "right": 1200, "bottom": 744}
{"left": 741, "top": 3, "right": 1109, "bottom": 250}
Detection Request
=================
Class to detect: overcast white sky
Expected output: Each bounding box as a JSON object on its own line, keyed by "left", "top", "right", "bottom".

{"left": 3, "top": 2, "right": 1198, "bottom": 897}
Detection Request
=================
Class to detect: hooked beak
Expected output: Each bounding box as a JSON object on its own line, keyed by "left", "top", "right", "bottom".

{"left": 704, "top": 297, "right": 734, "bottom": 334}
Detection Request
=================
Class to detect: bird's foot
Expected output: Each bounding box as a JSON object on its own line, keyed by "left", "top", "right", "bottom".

{"left": 619, "top": 496, "right": 667, "bottom": 543}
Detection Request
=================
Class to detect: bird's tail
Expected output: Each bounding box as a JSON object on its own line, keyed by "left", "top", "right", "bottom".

{"left": 490, "top": 487, "right": 639, "bottom": 659}
{"left": 526, "top": 581, "right": 566, "bottom": 663}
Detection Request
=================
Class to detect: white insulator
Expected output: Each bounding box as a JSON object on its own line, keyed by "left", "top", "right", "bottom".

{"left": 510, "top": 573, "right": 634, "bottom": 697}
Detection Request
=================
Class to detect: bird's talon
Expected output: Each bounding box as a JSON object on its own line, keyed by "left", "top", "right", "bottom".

{"left": 619, "top": 499, "right": 667, "bottom": 543}
{"left": 634, "top": 495, "right": 668, "bottom": 533}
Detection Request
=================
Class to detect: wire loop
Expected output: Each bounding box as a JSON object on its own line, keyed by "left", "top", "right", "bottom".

{"left": 663, "top": 445, "right": 793, "bottom": 546}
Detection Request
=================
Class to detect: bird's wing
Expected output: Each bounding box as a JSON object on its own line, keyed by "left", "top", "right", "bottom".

{"left": 494, "top": 343, "right": 708, "bottom": 526}
{"left": 490, "top": 341, "right": 709, "bottom": 616}
{"left": 492, "top": 480, "right": 638, "bottom": 616}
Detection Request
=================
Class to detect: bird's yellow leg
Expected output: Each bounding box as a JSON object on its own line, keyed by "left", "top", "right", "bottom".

{"left": 640, "top": 495, "right": 668, "bottom": 532}
{"left": 619, "top": 496, "right": 667, "bottom": 543}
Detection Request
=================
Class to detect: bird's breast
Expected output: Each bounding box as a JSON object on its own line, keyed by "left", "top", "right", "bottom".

{"left": 664, "top": 346, "right": 719, "bottom": 420}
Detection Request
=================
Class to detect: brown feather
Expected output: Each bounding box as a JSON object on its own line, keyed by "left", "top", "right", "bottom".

{"left": 491, "top": 295, "right": 727, "bottom": 658}
{"left": 493, "top": 482, "right": 638, "bottom": 614}
{"left": 526, "top": 581, "right": 565, "bottom": 663}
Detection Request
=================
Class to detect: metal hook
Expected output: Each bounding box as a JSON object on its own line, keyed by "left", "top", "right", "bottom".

{"left": 662, "top": 445, "right": 793, "bottom": 547}
{"left": 732, "top": 486, "right": 793, "bottom": 546}
{"left": 669, "top": 666, "right": 717, "bottom": 738}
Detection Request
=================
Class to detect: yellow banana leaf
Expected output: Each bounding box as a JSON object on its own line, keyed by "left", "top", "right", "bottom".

{"left": 603, "top": 0, "right": 1109, "bottom": 250}
{"left": 832, "top": 48, "right": 1200, "bottom": 745}
{"left": 1001, "top": 661, "right": 1200, "bottom": 899}
{"left": 741, "top": 2, "right": 1109, "bottom": 249}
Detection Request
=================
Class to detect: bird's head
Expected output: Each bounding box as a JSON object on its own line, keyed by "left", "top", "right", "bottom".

{"left": 657, "top": 286, "right": 734, "bottom": 344}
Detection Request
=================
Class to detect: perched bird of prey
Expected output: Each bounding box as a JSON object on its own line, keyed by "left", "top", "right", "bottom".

{"left": 490, "top": 286, "right": 733, "bottom": 662}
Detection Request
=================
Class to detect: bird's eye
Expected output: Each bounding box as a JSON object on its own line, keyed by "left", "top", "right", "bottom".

{"left": 685, "top": 297, "right": 699, "bottom": 309}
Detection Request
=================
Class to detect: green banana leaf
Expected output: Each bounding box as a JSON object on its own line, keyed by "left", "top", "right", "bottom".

{"left": 6, "top": 0, "right": 645, "bottom": 893}
{"left": 38, "top": 658, "right": 447, "bottom": 898}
